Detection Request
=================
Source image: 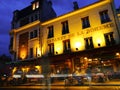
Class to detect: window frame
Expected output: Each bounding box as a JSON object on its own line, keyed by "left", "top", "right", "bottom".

{"left": 63, "top": 39, "right": 71, "bottom": 53}
{"left": 99, "top": 10, "right": 111, "bottom": 24}
{"left": 48, "top": 43, "right": 54, "bottom": 55}
{"left": 48, "top": 25, "right": 54, "bottom": 38}
{"left": 81, "top": 16, "right": 90, "bottom": 29}
{"left": 62, "top": 21, "right": 69, "bottom": 35}
{"left": 84, "top": 37, "right": 94, "bottom": 49}
{"left": 104, "top": 32, "right": 115, "bottom": 46}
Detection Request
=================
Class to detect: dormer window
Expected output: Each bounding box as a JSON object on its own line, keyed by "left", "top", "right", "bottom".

{"left": 36, "top": 2, "right": 39, "bottom": 8}
{"left": 32, "top": 1, "right": 39, "bottom": 10}
{"left": 32, "top": 3, "right": 35, "bottom": 10}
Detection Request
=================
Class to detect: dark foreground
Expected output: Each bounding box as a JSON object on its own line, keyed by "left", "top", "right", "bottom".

{"left": 0, "top": 86, "right": 120, "bottom": 90}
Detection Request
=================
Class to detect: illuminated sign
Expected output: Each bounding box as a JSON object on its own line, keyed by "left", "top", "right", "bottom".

{"left": 13, "top": 75, "right": 21, "bottom": 78}
{"left": 47, "top": 22, "right": 114, "bottom": 44}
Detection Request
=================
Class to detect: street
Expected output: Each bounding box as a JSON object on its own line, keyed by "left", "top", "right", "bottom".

{"left": 1, "top": 85, "right": 120, "bottom": 90}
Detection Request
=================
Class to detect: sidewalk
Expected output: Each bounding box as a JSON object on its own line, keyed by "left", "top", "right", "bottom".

{"left": 22, "top": 79, "right": 120, "bottom": 86}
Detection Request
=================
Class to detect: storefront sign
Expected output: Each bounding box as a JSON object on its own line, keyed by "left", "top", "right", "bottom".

{"left": 47, "top": 22, "right": 114, "bottom": 44}
{"left": 77, "top": 22, "right": 114, "bottom": 36}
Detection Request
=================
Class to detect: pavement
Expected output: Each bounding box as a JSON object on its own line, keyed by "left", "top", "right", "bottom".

{"left": 21, "top": 79, "right": 120, "bottom": 86}
{"left": 1, "top": 79, "right": 120, "bottom": 90}
{"left": 1, "top": 85, "right": 120, "bottom": 90}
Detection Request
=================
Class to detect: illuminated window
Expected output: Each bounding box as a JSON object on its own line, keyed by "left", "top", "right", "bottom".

{"left": 32, "top": 1, "right": 39, "bottom": 10}
{"left": 30, "top": 48, "right": 33, "bottom": 58}
{"left": 81, "top": 16, "right": 90, "bottom": 29}
{"left": 32, "top": 3, "right": 36, "bottom": 10}
{"left": 62, "top": 21, "right": 69, "bottom": 34}
{"left": 48, "top": 25, "right": 54, "bottom": 38}
{"left": 48, "top": 43, "right": 54, "bottom": 55}
{"left": 84, "top": 37, "right": 94, "bottom": 49}
{"left": 63, "top": 39, "right": 71, "bottom": 53}
{"left": 104, "top": 32, "right": 115, "bottom": 46}
{"left": 36, "top": 2, "right": 39, "bottom": 9}
{"left": 99, "top": 10, "right": 111, "bottom": 24}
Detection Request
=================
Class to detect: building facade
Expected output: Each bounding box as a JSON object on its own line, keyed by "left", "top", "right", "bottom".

{"left": 9, "top": 0, "right": 120, "bottom": 81}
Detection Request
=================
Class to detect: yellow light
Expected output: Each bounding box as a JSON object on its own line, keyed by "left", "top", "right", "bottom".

{"left": 88, "top": 59, "right": 92, "bottom": 62}
{"left": 35, "top": 66, "right": 40, "bottom": 69}
{"left": 32, "top": 3, "right": 35, "bottom": 10}
{"left": 84, "top": 57, "right": 87, "bottom": 60}
{"left": 35, "top": 65, "right": 41, "bottom": 73}
{"left": 57, "top": 48, "right": 60, "bottom": 51}
{"left": 116, "top": 52, "right": 120, "bottom": 56}
{"left": 56, "top": 48, "right": 61, "bottom": 54}
{"left": 26, "top": 68, "right": 30, "bottom": 72}
{"left": 97, "top": 39, "right": 102, "bottom": 44}
{"left": 37, "top": 48, "right": 41, "bottom": 57}
{"left": 20, "top": 45, "right": 27, "bottom": 60}
{"left": 36, "top": 2, "right": 39, "bottom": 8}
{"left": 12, "top": 67, "right": 17, "bottom": 75}
{"left": 75, "top": 42, "right": 81, "bottom": 48}
{"left": 22, "top": 68, "right": 25, "bottom": 72}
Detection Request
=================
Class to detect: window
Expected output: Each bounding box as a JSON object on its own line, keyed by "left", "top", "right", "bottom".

{"left": 99, "top": 10, "right": 111, "bottom": 24}
{"left": 48, "top": 43, "right": 54, "bottom": 55}
{"left": 30, "top": 32, "right": 33, "bottom": 39}
{"left": 48, "top": 26, "right": 54, "bottom": 38}
{"left": 30, "top": 30, "right": 38, "bottom": 39}
{"left": 63, "top": 39, "right": 71, "bottom": 53}
{"left": 20, "top": 17, "right": 29, "bottom": 27}
{"left": 31, "top": 16, "right": 34, "bottom": 22}
{"left": 34, "top": 30, "right": 38, "bottom": 38}
{"left": 81, "top": 16, "right": 90, "bottom": 29}
{"left": 35, "top": 14, "right": 38, "bottom": 20}
{"left": 36, "top": 2, "right": 39, "bottom": 9}
{"left": 84, "top": 37, "right": 94, "bottom": 49}
{"left": 30, "top": 48, "right": 33, "bottom": 58}
{"left": 62, "top": 21, "right": 69, "bottom": 34}
{"left": 32, "top": 3, "right": 36, "bottom": 10}
{"left": 32, "top": 1, "right": 39, "bottom": 10}
{"left": 104, "top": 32, "right": 115, "bottom": 46}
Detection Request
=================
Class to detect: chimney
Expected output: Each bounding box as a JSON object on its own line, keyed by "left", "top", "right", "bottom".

{"left": 48, "top": 0, "right": 52, "bottom": 6}
{"left": 13, "top": 10, "right": 19, "bottom": 21}
{"left": 73, "top": 1, "right": 79, "bottom": 10}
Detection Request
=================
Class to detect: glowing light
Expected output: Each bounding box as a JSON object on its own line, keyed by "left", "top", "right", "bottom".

{"left": 26, "top": 75, "right": 44, "bottom": 78}
{"left": 35, "top": 66, "right": 40, "bottom": 69}
{"left": 35, "top": 66, "right": 41, "bottom": 73}
{"left": 75, "top": 42, "right": 81, "bottom": 48}
{"left": 84, "top": 57, "right": 87, "bottom": 60}
{"left": 57, "top": 48, "right": 60, "bottom": 51}
{"left": 13, "top": 75, "right": 21, "bottom": 78}
{"left": 20, "top": 46, "right": 27, "bottom": 60}
{"left": 36, "top": 2, "right": 39, "bottom": 8}
{"left": 12, "top": 67, "right": 17, "bottom": 75}
{"left": 37, "top": 48, "right": 41, "bottom": 57}
{"left": 88, "top": 59, "right": 92, "bottom": 62}
{"left": 22, "top": 68, "right": 25, "bottom": 72}
{"left": 97, "top": 39, "right": 101, "bottom": 43}
{"left": 56, "top": 48, "right": 61, "bottom": 54}
{"left": 116, "top": 52, "right": 120, "bottom": 56}
{"left": 32, "top": 3, "right": 35, "bottom": 10}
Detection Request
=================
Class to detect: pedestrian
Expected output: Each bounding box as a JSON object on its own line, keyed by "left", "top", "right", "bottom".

{"left": 86, "top": 66, "right": 92, "bottom": 86}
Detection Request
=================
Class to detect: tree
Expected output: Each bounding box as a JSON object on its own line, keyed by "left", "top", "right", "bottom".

{"left": 0, "top": 54, "right": 12, "bottom": 76}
